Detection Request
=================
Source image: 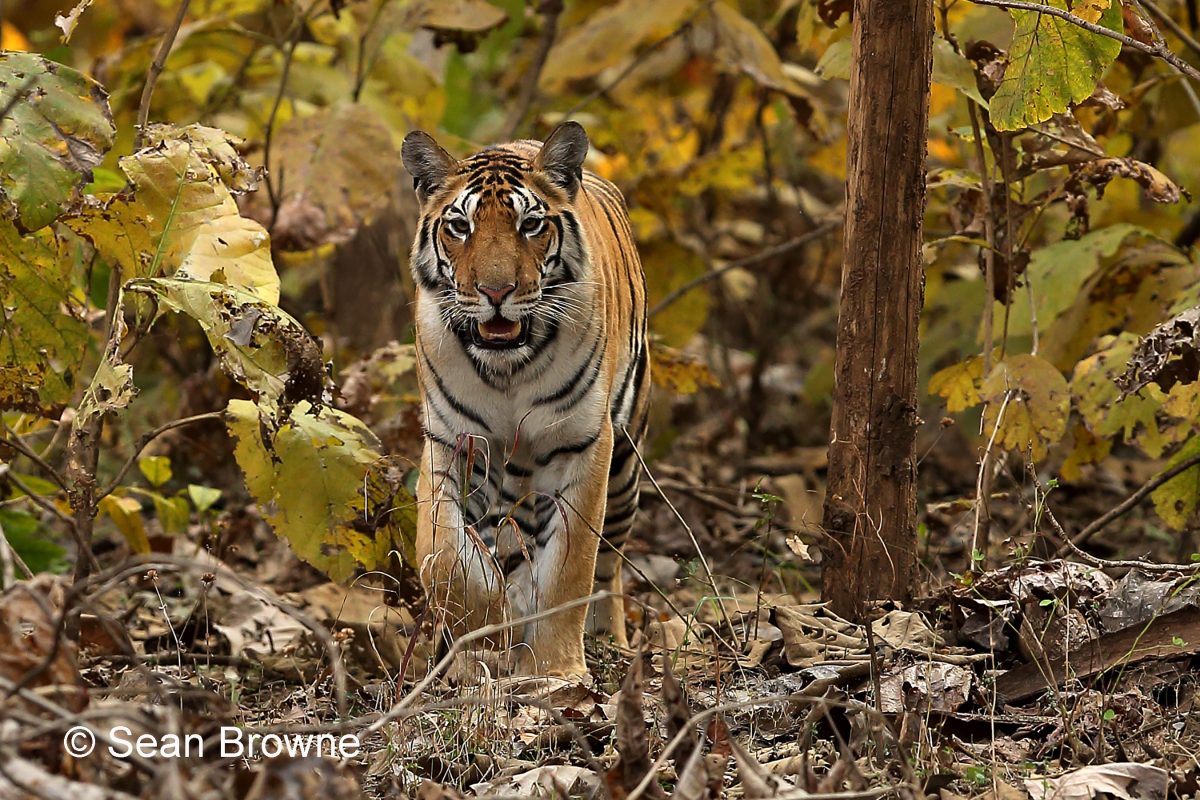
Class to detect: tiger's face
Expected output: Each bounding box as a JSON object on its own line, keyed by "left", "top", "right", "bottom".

{"left": 402, "top": 123, "right": 590, "bottom": 362}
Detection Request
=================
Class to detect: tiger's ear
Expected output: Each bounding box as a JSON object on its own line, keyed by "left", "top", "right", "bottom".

{"left": 402, "top": 130, "right": 457, "bottom": 202}
{"left": 534, "top": 121, "right": 588, "bottom": 200}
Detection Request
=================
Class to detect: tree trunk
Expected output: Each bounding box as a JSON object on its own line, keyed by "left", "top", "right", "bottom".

{"left": 820, "top": 0, "right": 932, "bottom": 620}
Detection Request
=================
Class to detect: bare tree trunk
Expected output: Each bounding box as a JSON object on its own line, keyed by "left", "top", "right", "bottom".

{"left": 820, "top": 0, "right": 932, "bottom": 620}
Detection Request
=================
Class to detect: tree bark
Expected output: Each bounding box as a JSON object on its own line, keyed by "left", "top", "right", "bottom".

{"left": 820, "top": 0, "right": 932, "bottom": 620}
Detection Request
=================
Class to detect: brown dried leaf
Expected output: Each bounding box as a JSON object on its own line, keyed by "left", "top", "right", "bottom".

{"left": 608, "top": 656, "right": 665, "bottom": 799}
{"left": 661, "top": 654, "right": 695, "bottom": 768}
{"left": 1119, "top": 306, "right": 1200, "bottom": 394}
{"left": 0, "top": 576, "right": 86, "bottom": 713}
{"left": 1025, "top": 763, "right": 1169, "bottom": 800}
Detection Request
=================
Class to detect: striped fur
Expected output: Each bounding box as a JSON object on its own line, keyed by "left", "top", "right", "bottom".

{"left": 401, "top": 122, "right": 649, "bottom": 676}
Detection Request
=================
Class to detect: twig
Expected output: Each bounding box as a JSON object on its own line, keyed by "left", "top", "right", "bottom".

{"left": 1138, "top": 0, "right": 1200, "bottom": 59}
{"left": 134, "top": 0, "right": 192, "bottom": 150}
{"left": 0, "top": 517, "right": 33, "bottom": 587}
{"left": 968, "top": 0, "right": 1200, "bottom": 82}
{"left": 562, "top": 12, "right": 701, "bottom": 119}
{"left": 501, "top": 0, "right": 563, "bottom": 140}
{"left": 1056, "top": 451, "right": 1200, "bottom": 556}
{"left": 0, "top": 434, "right": 68, "bottom": 492}
{"left": 6, "top": 471, "right": 86, "bottom": 544}
{"left": 1030, "top": 470, "right": 1200, "bottom": 572}
{"left": 648, "top": 224, "right": 840, "bottom": 318}
{"left": 96, "top": 411, "right": 225, "bottom": 501}
{"left": 1129, "top": 0, "right": 1200, "bottom": 117}
{"left": 623, "top": 428, "right": 743, "bottom": 652}
{"left": 263, "top": 1, "right": 316, "bottom": 226}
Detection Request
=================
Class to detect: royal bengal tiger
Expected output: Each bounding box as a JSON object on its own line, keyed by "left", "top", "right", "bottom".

{"left": 400, "top": 121, "right": 649, "bottom": 677}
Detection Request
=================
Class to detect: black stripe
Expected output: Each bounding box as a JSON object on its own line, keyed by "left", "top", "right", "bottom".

{"left": 602, "top": 503, "right": 637, "bottom": 530}
{"left": 424, "top": 428, "right": 459, "bottom": 452}
{"left": 534, "top": 333, "right": 602, "bottom": 406}
{"left": 422, "top": 358, "right": 491, "bottom": 433}
{"left": 505, "top": 461, "right": 533, "bottom": 478}
{"left": 535, "top": 433, "right": 599, "bottom": 466}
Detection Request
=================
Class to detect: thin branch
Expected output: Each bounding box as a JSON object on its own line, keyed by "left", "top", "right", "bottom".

{"left": 968, "top": 0, "right": 1200, "bottom": 82}
{"left": 623, "top": 427, "right": 744, "bottom": 652}
{"left": 1056, "top": 451, "right": 1200, "bottom": 556}
{"left": 134, "top": 0, "right": 192, "bottom": 150}
{"left": 648, "top": 223, "right": 840, "bottom": 318}
{"left": 501, "top": 0, "right": 563, "bottom": 140}
{"left": 263, "top": 1, "right": 317, "bottom": 227}
{"left": 0, "top": 433, "right": 68, "bottom": 491}
{"left": 1137, "top": 0, "right": 1200, "bottom": 60}
{"left": 97, "top": 411, "right": 225, "bottom": 501}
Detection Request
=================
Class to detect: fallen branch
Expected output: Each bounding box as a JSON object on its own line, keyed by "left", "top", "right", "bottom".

{"left": 1055, "top": 451, "right": 1200, "bottom": 556}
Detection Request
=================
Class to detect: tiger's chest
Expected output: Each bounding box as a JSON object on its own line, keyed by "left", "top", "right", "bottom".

{"left": 415, "top": 295, "right": 610, "bottom": 462}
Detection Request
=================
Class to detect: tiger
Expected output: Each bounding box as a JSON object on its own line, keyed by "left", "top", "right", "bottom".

{"left": 400, "top": 121, "right": 650, "bottom": 677}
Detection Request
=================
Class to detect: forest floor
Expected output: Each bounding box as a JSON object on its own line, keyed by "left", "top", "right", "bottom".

{"left": 4, "top": 386, "right": 1199, "bottom": 800}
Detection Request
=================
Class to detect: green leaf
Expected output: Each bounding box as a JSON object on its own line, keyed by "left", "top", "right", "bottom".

{"left": 1152, "top": 437, "right": 1200, "bottom": 529}
{"left": 1072, "top": 334, "right": 1166, "bottom": 453}
{"left": 0, "top": 52, "right": 115, "bottom": 232}
{"left": 0, "top": 510, "right": 66, "bottom": 574}
{"left": 981, "top": 354, "right": 1070, "bottom": 462}
{"left": 933, "top": 37, "right": 989, "bottom": 109}
{"left": 68, "top": 124, "right": 279, "bottom": 303}
{"left": 0, "top": 224, "right": 89, "bottom": 414}
{"left": 128, "top": 278, "right": 328, "bottom": 412}
{"left": 187, "top": 484, "right": 222, "bottom": 513}
{"left": 226, "top": 399, "right": 416, "bottom": 581}
{"left": 138, "top": 455, "right": 173, "bottom": 487}
{"left": 990, "top": 0, "right": 1123, "bottom": 131}
{"left": 1003, "top": 223, "right": 1147, "bottom": 338}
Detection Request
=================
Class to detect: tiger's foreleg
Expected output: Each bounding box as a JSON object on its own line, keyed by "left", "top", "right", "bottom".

{"left": 415, "top": 439, "right": 509, "bottom": 654}
{"left": 517, "top": 422, "right": 614, "bottom": 677}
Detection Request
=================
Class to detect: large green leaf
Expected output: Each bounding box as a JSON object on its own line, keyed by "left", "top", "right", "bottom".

{"left": 0, "top": 224, "right": 88, "bottom": 413}
{"left": 1000, "top": 223, "right": 1147, "bottom": 339}
{"left": 0, "top": 52, "right": 115, "bottom": 232}
{"left": 226, "top": 399, "right": 416, "bottom": 581}
{"left": 128, "top": 278, "right": 327, "bottom": 412}
{"left": 68, "top": 124, "right": 278, "bottom": 303}
{"left": 990, "top": 0, "right": 1123, "bottom": 131}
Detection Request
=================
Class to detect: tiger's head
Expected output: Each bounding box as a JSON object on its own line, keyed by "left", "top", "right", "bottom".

{"left": 402, "top": 122, "right": 591, "bottom": 365}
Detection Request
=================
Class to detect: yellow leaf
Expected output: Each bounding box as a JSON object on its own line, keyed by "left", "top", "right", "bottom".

{"left": 1061, "top": 423, "right": 1112, "bottom": 482}
{"left": 1151, "top": 437, "right": 1200, "bottom": 529}
{"left": 99, "top": 495, "right": 150, "bottom": 554}
{"left": 541, "top": 0, "right": 699, "bottom": 90}
{"left": 68, "top": 126, "right": 279, "bottom": 304}
{"left": 1070, "top": 0, "right": 1112, "bottom": 24}
{"left": 650, "top": 341, "right": 718, "bottom": 395}
{"left": 929, "top": 356, "right": 984, "bottom": 413}
{"left": 138, "top": 455, "right": 173, "bottom": 487}
{"left": 981, "top": 355, "right": 1070, "bottom": 462}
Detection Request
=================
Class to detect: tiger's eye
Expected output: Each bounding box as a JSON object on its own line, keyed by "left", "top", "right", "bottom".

{"left": 445, "top": 218, "right": 470, "bottom": 238}
{"left": 521, "top": 218, "right": 545, "bottom": 236}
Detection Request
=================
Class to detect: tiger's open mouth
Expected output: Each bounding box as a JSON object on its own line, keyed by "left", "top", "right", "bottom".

{"left": 471, "top": 316, "right": 529, "bottom": 350}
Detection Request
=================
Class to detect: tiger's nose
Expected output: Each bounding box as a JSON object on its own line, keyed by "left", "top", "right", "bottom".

{"left": 477, "top": 282, "right": 516, "bottom": 306}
